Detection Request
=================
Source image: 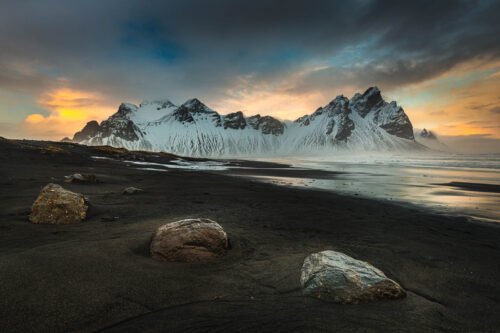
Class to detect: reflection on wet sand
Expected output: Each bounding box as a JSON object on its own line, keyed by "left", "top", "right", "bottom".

{"left": 245, "top": 155, "right": 500, "bottom": 223}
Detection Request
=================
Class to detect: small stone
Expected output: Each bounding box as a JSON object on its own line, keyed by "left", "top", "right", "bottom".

{"left": 122, "top": 187, "right": 143, "bottom": 195}
{"left": 64, "top": 173, "right": 98, "bottom": 184}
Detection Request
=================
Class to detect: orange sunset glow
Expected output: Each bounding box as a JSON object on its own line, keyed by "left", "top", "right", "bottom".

{"left": 387, "top": 60, "right": 500, "bottom": 143}
{"left": 20, "top": 88, "right": 116, "bottom": 140}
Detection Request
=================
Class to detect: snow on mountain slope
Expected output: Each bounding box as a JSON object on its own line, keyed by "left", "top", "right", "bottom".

{"left": 73, "top": 87, "right": 423, "bottom": 157}
{"left": 287, "top": 89, "right": 416, "bottom": 153}
{"left": 140, "top": 99, "right": 283, "bottom": 156}
{"left": 135, "top": 99, "right": 177, "bottom": 123}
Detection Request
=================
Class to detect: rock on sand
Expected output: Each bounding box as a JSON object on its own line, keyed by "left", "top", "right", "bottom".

{"left": 29, "top": 183, "right": 89, "bottom": 224}
{"left": 151, "top": 218, "right": 229, "bottom": 262}
{"left": 64, "top": 173, "right": 98, "bottom": 184}
{"left": 300, "top": 250, "right": 406, "bottom": 303}
{"left": 122, "top": 187, "right": 143, "bottom": 195}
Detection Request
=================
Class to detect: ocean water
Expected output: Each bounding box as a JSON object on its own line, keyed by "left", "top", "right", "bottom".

{"left": 250, "top": 154, "right": 500, "bottom": 223}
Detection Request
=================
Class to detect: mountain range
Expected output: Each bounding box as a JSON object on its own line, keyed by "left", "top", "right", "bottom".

{"left": 71, "top": 87, "right": 424, "bottom": 157}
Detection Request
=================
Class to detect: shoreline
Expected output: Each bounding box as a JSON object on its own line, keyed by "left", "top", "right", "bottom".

{"left": 227, "top": 169, "right": 500, "bottom": 225}
{"left": 233, "top": 173, "right": 500, "bottom": 227}
{"left": 1, "top": 139, "right": 500, "bottom": 332}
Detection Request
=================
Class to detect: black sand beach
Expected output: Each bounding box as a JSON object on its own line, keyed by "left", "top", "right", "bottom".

{"left": 1, "top": 138, "right": 499, "bottom": 332}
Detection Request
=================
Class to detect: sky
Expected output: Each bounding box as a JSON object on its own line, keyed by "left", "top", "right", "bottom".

{"left": 0, "top": 0, "right": 499, "bottom": 153}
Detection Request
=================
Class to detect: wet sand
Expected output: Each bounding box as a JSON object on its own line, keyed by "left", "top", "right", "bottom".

{"left": 1, "top": 138, "right": 500, "bottom": 332}
{"left": 438, "top": 181, "right": 500, "bottom": 193}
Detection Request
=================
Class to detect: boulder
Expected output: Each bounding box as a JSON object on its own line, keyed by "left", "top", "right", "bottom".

{"left": 150, "top": 218, "right": 229, "bottom": 262}
{"left": 30, "top": 183, "right": 88, "bottom": 224}
{"left": 122, "top": 187, "right": 143, "bottom": 195}
{"left": 300, "top": 250, "right": 406, "bottom": 304}
{"left": 64, "top": 173, "right": 98, "bottom": 184}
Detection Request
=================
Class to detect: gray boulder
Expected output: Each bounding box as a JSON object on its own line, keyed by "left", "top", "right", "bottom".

{"left": 150, "top": 218, "right": 229, "bottom": 262}
{"left": 300, "top": 250, "right": 406, "bottom": 304}
{"left": 30, "top": 183, "right": 89, "bottom": 224}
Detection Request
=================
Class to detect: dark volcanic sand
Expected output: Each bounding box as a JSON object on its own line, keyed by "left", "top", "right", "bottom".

{"left": 1, "top": 138, "right": 499, "bottom": 332}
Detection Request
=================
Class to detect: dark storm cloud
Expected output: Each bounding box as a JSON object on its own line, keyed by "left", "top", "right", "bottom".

{"left": 0, "top": 63, "right": 55, "bottom": 94}
{"left": 286, "top": 57, "right": 462, "bottom": 95}
{"left": 0, "top": 0, "right": 498, "bottom": 102}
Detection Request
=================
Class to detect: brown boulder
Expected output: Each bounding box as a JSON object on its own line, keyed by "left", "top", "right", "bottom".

{"left": 150, "top": 218, "right": 229, "bottom": 262}
{"left": 30, "top": 183, "right": 88, "bottom": 224}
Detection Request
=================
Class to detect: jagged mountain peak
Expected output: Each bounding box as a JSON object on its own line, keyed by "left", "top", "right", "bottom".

{"left": 116, "top": 103, "right": 138, "bottom": 116}
{"left": 114, "top": 101, "right": 178, "bottom": 125}
{"left": 181, "top": 98, "right": 212, "bottom": 112}
{"left": 323, "top": 95, "right": 350, "bottom": 115}
{"left": 351, "top": 86, "right": 385, "bottom": 118}
{"left": 414, "top": 128, "right": 450, "bottom": 152}
{"left": 329, "top": 94, "right": 349, "bottom": 104}
{"left": 170, "top": 98, "right": 220, "bottom": 124}
{"left": 229, "top": 110, "right": 244, "bottom": 116}
{"left": 73, "top": 120, "right": 101, "bottom": 142}
{"left": 223, "top": 111, "right": 246, "bottom": 130}
{"left": 358, "top": 86, "right": 383, "bottom": 106}
{"left": 139, "top": 99, "right": 177, "bottom": 109}
{"left": 420, "top": 128, "right": 437, "bottom": 139}
{"left": 248, "top": 114, "right": 284, "bottom": 135}
{"left": 363, "top": 86, "right": 381, "bottom": 97}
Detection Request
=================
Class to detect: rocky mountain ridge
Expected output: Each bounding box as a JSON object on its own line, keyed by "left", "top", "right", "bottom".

{"left": 72, "top": 87, "right": 420, "bottom": 156}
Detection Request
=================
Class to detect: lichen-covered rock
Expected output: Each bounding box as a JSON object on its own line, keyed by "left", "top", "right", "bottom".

{"left": 300, "top": 250, "right": 406, "bottom": 304}
{"left": 151, "top": 218, "right": 229, "bottom": 262}
{"left": 29, "top": 183, "right": 88, "bottom": 224}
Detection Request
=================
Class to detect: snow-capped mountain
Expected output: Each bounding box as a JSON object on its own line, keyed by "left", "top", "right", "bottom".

{"left": 72, "top": 87, "right": 422, "bottom": 157}
{"left": 414, "top": 128, "right": 450, "bottom": 152}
